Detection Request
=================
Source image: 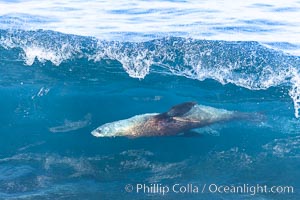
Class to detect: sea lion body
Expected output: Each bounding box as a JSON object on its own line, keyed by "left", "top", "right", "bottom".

{"left": 91, "top": 102, "right": 249, "bottom": 138}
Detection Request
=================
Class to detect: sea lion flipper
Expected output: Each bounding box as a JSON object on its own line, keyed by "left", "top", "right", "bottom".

{"left": 155, "top": 102, "right": 197, "bottom": 120}
{"left": 167, "top": 102, "right": 197, "bottom": 117}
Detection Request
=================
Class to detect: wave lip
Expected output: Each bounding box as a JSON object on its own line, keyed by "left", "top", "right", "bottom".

{"left": 1, "top": 30, "right": 300, "bottom": 117}
{"left": 287, "top": 69, "right": 300, "bottom": 118}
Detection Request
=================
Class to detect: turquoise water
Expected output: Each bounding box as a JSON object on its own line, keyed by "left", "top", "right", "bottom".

{"left": 1, "top": 1, "right": 300, "bottom": 199}
{"left": 0, "top": 30, "right": 299, "bottom": 199}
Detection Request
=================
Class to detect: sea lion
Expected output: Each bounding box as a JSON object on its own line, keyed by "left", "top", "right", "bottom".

{"left": 91, "top": 102, "right": 257, "bottom": 138}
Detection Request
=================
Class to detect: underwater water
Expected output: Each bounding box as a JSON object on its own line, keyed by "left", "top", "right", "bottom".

{"left": 1, "top": 0, "right": 300, "bottom": 200}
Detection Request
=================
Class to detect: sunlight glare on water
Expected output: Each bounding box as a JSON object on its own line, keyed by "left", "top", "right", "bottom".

{"left": 0, "top": 0, "right": 300, "bottom": 54}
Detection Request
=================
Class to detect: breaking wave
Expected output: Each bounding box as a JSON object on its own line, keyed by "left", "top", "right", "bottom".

{"left": 1, "top": 29, "right": 300, "bottom": 117}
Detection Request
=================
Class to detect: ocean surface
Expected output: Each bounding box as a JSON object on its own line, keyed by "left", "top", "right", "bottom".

{"left": 0, "top": 0, "right": 300, "bottom": 199}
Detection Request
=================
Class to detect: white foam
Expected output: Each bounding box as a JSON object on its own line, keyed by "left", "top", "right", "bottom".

{"left": 22, "top": 43, "right": 78, "bottom": 66}
{"left": 263, "top": 136, "right": 300, "bottom": 158}
{"left": 208, "top": 147, "right": 254, "bottom": 169}
{"left": 289, "top": 69, "right": 300, "bottom": 118}
{"left": 93, "top": 42, "right": 153, "bottom": 78}
{"left": 0, "top": 32, "right": 80, "bottom": 65}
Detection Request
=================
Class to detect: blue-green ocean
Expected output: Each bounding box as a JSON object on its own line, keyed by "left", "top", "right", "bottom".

{"left": 1, "top": 1, "right": 300, "bottom": 199}
{"left": 0, "top": 29, "right": 299, "bottom": 200}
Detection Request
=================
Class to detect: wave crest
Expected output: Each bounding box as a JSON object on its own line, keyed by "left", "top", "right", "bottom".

{"left": 1, "top": 30, "right": 300, "bottom": 117}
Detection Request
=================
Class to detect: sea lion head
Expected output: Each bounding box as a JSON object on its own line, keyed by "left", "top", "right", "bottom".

{"left": 91, "top": 120, "right": 130, "bottom": 137}
{"left": 91, "top": 124, "right": 113, "bottom": 137}
{"left": 91, "top": 113, "right": 158, "bottom": 137}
